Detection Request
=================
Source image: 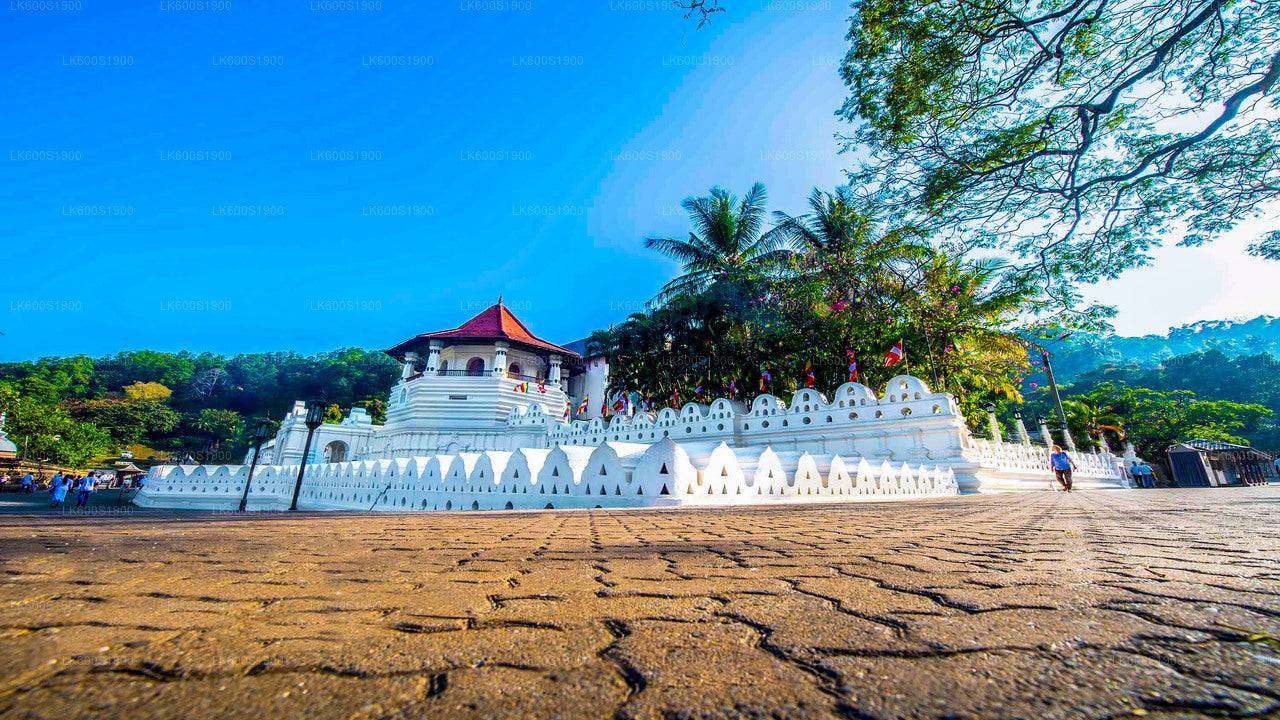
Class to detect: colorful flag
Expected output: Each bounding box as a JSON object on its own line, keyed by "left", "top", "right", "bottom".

{"left": 759, "top": 368, "right": 771, "bottom": 392}
{"left": 538, "top": 379, "right": 546, "bottom": 393}
{"left": 643, "top": 392, "right": 652, "bottom": 411}
{"left": 884, "top": 340, "right": 906, "bottom": 367}
{"left": 564, "top": 401, "right": 570, "bottom": 420}
{"left": 847, "top": 350, "right": 858, "bottom": 382}
{"left": 613, "top": 392, "right": 627, "bottom": 413}
{"left": 804, "top": 360, "right": 815, "bottom": 388}
{"left": 515, "top": 381, "right": 528, "bottom": 393}
{"left": 577, "top": 395, "right": 588, "bottom": 415}
{"left": 671, "top": 387, "right": 680, "bottom": 408}
{"left": 601, "top": 399, "right": 608, "bottom": 417}
{"left": 694, "top": 379, "right": 704, "bottom": 401}
{"left": 728, "top": 377, "right": 737, "bottom": 400}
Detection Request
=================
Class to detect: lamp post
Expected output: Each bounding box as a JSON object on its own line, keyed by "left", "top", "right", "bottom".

{"left": 239, "top": 418, "right": 274, "bottom": 512}
{"left": 1040, "top": 350, "right": 1075, "bottom": 451}
{"left": 289, "top": 394, "right": 327, "bottom": 512}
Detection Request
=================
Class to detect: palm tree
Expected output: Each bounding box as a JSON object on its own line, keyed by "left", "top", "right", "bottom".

{"left": 1063, "top": 391, "right": 1126, "bottom": 449}
{"left": 643, "top": 182, "right": 793, "bottom": 306}
{"left": 766, "top": 187, "right": 930, "bottom": 304}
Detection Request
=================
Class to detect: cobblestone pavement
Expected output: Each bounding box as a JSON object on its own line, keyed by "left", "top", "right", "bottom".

{"left": 0, "top": 488, "right": 1277, "bottom": 720}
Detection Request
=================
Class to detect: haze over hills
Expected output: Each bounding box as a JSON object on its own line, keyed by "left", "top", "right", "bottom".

{"left": 1045, "top": 315, "right": 1280, "bottom": 381}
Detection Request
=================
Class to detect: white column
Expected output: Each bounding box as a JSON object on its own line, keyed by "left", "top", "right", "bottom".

{"left": 1012, "top": 413, "right": 1030, "bottom": 445}
{"left": 548, "top": 354, "right": 562, "bottom": 384}
{"left": 425, "top": 340, "right": 443, "bottom": 372}
{"left": 401, "top": 351, "right": 420, "bottom": 380}
{"left": 1038, "top": 417, "right": 1054, "bottom": 448}
{"left": 987, "top": 411, "right": 1003, "bottom": 444}
{"left": 493, "top": 341, "right": 509, "bottom": 376}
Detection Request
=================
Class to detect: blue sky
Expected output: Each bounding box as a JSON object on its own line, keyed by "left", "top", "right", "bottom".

{"left": 1, "top": 1, "right": 1275, "bottom": 361}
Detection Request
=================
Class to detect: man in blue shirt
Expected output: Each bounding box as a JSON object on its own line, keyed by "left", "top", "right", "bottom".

{"left": 1049, "top": 445, "right": 1075, "bottom": 492}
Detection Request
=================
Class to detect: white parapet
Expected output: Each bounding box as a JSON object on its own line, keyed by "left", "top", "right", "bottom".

{"left": 134, "top": 437, "right": 962, "bottom": 512}
{"left": 136, "top": 373, "right": 1126, "bottom": 512}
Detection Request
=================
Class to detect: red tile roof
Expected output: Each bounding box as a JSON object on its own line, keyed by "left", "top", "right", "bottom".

{"left": 386, "top": 303, "right": 580, "bottom": 359}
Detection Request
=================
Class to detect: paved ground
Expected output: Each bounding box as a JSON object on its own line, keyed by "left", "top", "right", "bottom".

{"left": 0, "top": 488, "right": 1277, "bottom": 720}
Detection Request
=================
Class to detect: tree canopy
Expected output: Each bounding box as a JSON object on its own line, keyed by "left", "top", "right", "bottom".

{"left": 592, "top": 182, "right": 1046, "bottom": 427}
{"left": 839, "top": 0, "right": 1280, "bottom": 310}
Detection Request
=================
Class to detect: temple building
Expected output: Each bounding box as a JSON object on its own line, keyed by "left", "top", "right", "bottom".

{"left": 269, "top": 300, "right": 597, "bottom": 466}
{"left": 137, "top": 301, "right": 1129, "bottom": 513}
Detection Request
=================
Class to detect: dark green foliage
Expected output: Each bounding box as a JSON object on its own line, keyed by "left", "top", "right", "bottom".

{"left": 0, "top": 348, "right": 398, "bottom": 462}
{"left": 1021, "top": 350, "right": 1280, "bottom": 451}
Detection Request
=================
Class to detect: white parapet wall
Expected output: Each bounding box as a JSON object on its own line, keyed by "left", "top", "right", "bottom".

{"left": 955, "top": 437, "right": 1126, "bottom": 492}
{"left": 137, "top": 373, "right": 1126, "bottom": 512}
{"left": 134, "top": 438, "right": 961, "bottom": 512}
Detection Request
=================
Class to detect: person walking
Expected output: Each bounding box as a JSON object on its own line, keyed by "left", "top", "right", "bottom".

{"left": 1049, "top": 445, "right": 1075, "bottom": 492}
{"left": 20, "top": 473, "right": 35, "bottom": 494}
{"left": 1139, "top": 462, "right": 1156, "bottom": 488}
{"left": 49, "top": 472, "right": 63, "bottom": 494}
{"left": 1128, "top": 461, "right": 1143, "bottom": 488}
{"left": 50, "top": 475, "right": 71, "bottom": 508}
{"left": 75, "top": 473, "right": 97, "bottom": 508}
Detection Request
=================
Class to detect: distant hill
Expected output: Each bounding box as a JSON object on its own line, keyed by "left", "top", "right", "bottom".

{"left": 1043, "top": 316, "right": 1280, "bottom": 381}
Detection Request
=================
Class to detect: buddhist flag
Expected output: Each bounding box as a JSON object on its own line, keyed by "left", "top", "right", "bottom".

{"left": 643, "top": 392, "right": 652, "bottom": 411}
{"left": 601, "top": 399, "right": 608, "bottom": 417}
{"left": 515, "top": 381, "right": 528, "bottom": 393}
{"left": 577, "top": 395, "right": 588, "bottom": 415}
{"left": 728, "top": 377, "right": 737, "bottom": 400}
{"left": 884, "top": 340, "right": 906, "bottom": 367}
{"left": 564, "top": 401, "right": 570, "bottom": 420}
{"left": 538, "top": 379, "right": 546, "bottom": 393}
{"left": 694, "top": 379, "right": 704, "bottom": 401}
{"left": 759, "top": 368, "right": 771, "bottom": 392}
{"left": 847, "top": 350, "right": 858, "bottom": 382}
{"left": 613, "top": 393, "right": 627, "bottom": 413}
{"left": 671, "top": 387, "right": 680, "bottom": 408}
{"left": 804, "top": 360, "right": 815, "bottom": 388}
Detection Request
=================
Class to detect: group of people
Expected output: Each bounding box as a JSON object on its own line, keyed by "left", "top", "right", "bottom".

{"left": 1128, "top": 460, "right": 1157, "bottom": 488}
{"left": 1048, "top": 446, "right": 1159, "bottom": 491}
{"left": 0, "top": 471, "right": 106, "bottom": 507}
{"left": 46, "top": 472, "right": 105, "bottom": 508}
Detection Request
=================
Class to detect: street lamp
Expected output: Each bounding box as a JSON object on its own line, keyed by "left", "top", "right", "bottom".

{"left": 289, "top": 394, "right": 327, "bottom": 512}
{"left": 239, "top": 417, "right": 274, "bottom": 512}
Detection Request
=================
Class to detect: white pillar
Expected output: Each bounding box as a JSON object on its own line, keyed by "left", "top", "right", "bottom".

{"left": 401, "top": 351, "right": 420, "bottom": 380}
{"left": 1012, "top": 413, "right": 1030, "bottom": 445}
{"left": 1038, "top": 417, "right": 1053, "bottom": 448}
{"left": 493, "top": 341, "right": 509, "bottom": 376}
{"left": 987, "top": 411, "right": 1003, "bottom": 444}
{"left": 425, "top": 340, "right": 443, "bottom": 372}
{"left": 548, "top": 354, "right": 562, "bottom": 384}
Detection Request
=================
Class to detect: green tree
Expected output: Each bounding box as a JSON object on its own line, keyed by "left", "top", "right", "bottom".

{"left": 839, "top": 0, "right": 1280, "bottom": 307}
{"left": 1078, "top": 384, "right": 1271, "bottom": 460}
{"left": 69, "top": 398, "right": 180, "bottom": 447}
{"left": 193, "top": 409, "right": 243, "bottom": 446}
{"left": 0, "top": 388, "right": 114, "bottom": 467}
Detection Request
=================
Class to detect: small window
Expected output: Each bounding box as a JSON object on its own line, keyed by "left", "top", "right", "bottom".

{"left": 466, "top": 357, "right": 485, "bottom": 376}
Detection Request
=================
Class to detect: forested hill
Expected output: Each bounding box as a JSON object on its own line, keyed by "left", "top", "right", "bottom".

{"left": 0, "top": 349, "right": 399, "bottom": 466}
{"left": 1042, "top": 316, "right": 1280, "bottom": 381}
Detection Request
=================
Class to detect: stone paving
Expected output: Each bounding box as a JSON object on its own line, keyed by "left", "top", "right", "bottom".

{"left": 0, "top": 487, "right": 1277, "bottom": 719}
